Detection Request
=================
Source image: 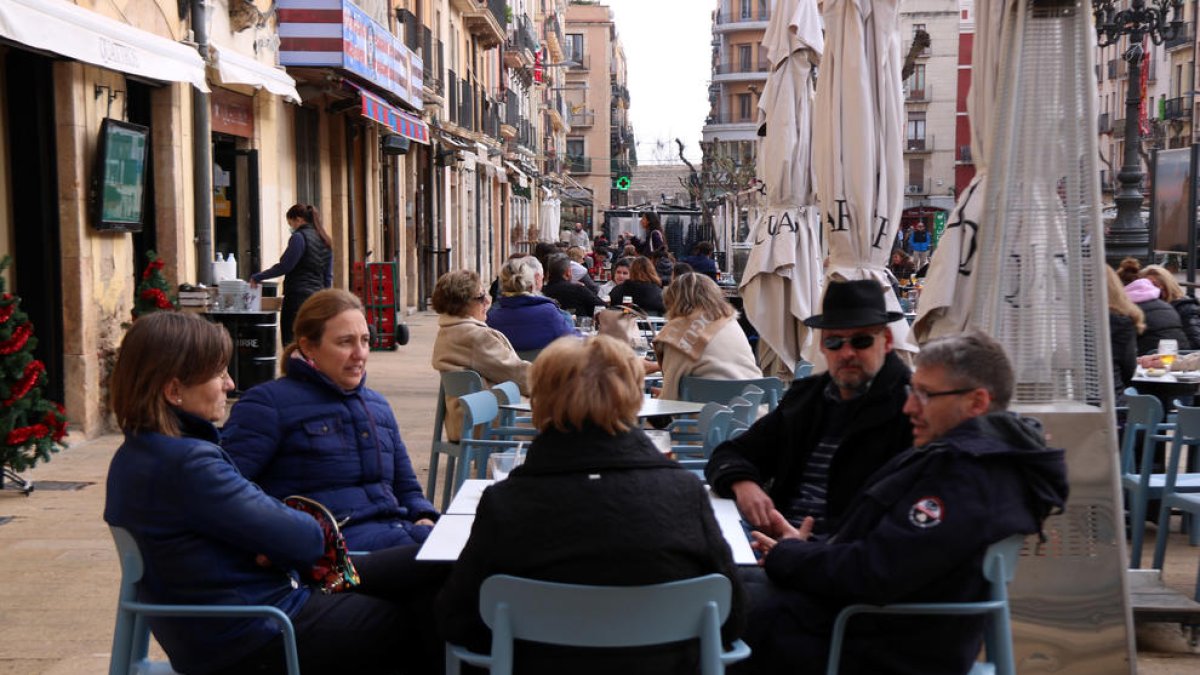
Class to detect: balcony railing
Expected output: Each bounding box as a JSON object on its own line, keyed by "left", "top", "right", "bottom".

{"left": 507, "top": 14, "right": 540, "bottom": 54}
{"left": 704, "top": 112, "right": 757, "bottom": 125}
{"left": 714, "top": 10, "right": 770, "bottom": 24}
{"left": 905, "top": 135, "right": 933, "bottom": 152}
{"left": 570, "top": 109, "right": 595, "bottom": 127}
{"left": 566, "top": 155, "right": 592, "bottom": 174}
{"left": 905, "top": 83, "right": 931, "bottom": 102}
{"left": 957, "top": 145, "right": 972, "bottom": 163}
{"left": 1098, "top": 112, "right": 1112, "bottom": 133}
{"left": 1164, "top": 95, "right": 1193, "bottom": 120}
{"left": 1113, "top": 118, "right": 1126, "bottom": 139}
{"left": 905, "top": 178, "right": 932, "bottom": 195}
{"left": 714, "top": 61, "right": 770, "bottom": 75}
{"left": 1165, "top": 21, "right": 1193, "bottom": 50}
{"left": 568, "top": 55, "right": 590, "bottom": 70}
{"left": 448, "top": 70, "right": 459, "bottom": 124}
{"left": 398, "top": 8, "right": 420, "bottom": 51}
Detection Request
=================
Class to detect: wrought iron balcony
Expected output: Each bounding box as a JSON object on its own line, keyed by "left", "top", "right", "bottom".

{"left": 1164, "top": 95, "right": 1193, "bottom": 120}
{"left": 569, "top": 109, "right": 595, "bottom": 127}
{"left": 566, "top": 155, "right": 592, "bottom": 174}
{"left": 1098, "top": 112, "right": 1112, "bottom": 133}
{"left": 905, "top": 136, "right": 933, "bottom": 153}
{"left": 1165, "top": 21, "right": 1193, "bottom": 49}
{"left": 714, "top": 61, "right": 770, "bottom": 75}
{"left": 714, "top": 9, "right": 770, "bottom": 25}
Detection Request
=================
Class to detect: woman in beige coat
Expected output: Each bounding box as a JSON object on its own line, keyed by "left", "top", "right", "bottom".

{"left": 653, "top": 273, "right": 761, "bottom": 401}
{"left": 431, "top": 269, "right": 530, "bottom": 439}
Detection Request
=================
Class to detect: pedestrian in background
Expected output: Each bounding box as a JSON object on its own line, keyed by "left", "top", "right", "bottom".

{"left": 251, "top": 203, "right": 333, "bottom": 345}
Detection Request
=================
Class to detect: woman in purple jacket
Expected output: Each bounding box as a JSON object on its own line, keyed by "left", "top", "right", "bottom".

{"left": 222, "top": 289, "right": 440, "bottom": 552}
{"left": 104, "top": 312, "right": 441, "bottom": 674}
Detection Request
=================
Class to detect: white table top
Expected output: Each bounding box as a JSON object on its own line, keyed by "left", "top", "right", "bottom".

{"left": 1133, "top": 367, "right": 1200, "bottom": 384}
{"left": 500, "top": 398, "right": 705, "bottom": 419}
{"left": 417, "top": 480, "right": 756, "bottom": 566}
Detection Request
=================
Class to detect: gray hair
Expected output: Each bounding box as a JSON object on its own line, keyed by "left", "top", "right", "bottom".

{"left": 914, "top": 330, "right": 1013, "bottom": 411}
{"left": 499, "top": 256, "right": 543, "bottom": 295}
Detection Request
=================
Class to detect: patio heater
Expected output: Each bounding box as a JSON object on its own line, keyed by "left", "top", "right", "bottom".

{"left": 970, "top": 0, "right": 1133, "bottom": 671}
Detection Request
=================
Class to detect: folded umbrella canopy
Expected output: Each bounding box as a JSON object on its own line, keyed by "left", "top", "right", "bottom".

{"left": 811, "top": 0, "right": 914, "bottom": 353}
{"left": 738, "top": 0, "right": 824, "bottom": 377}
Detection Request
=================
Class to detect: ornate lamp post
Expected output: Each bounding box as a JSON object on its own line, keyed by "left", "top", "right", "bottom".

{"left": 1093, "top": 0, "right": 1185, "bottom": 264}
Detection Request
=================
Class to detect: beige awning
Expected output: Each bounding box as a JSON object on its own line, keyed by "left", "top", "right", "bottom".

{"left": 210, "top": 44, "right": 301, "bottom": 104}
{"left": 0, "top": 0, "right": 208, "bottom": 91}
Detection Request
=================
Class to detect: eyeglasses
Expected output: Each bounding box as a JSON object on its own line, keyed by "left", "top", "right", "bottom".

{"left": 822, "top": 333, "right": 881, "bottom": 351}
{"left": 905, "top": 385, "right": 977, "bottom": 406}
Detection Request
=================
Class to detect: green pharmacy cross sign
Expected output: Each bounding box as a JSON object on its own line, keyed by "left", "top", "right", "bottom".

{"left": 614, "top": 175, "right": 632, "bottom": 191}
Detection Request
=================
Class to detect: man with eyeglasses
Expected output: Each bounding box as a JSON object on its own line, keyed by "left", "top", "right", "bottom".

{"left": 706, "top": 279, "right": 914, "bottom": 540}
{"left": 738, "top": 331, "right": 1068, "bottom": 675}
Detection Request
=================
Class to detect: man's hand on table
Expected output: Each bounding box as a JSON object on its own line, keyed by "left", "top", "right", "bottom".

{"left": 750, "top": 512, "right": 814, "bottom": 565}
{"left": 731, "top": 480, "right": 776, "bottom": 530}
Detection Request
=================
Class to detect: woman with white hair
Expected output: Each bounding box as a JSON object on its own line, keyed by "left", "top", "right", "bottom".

{"left": 486, "top": 256, "right": 578, "bottom": 351}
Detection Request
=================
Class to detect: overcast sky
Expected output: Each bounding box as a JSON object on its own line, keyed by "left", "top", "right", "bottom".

{"left": 603, "top": 0, "right": 712, "bottom": 164}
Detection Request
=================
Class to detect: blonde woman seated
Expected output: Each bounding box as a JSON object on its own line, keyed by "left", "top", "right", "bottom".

{"left": 654, "top": 273, "right": 761, "bottom": 400}
{"left": 486, "top": 256, "right": 578, "bottom": 351}
{"left": 431, "top": 269, "right": 530, "bottom": 439}
{"left": 435, "top": 335, "right": 744, "bottom": 672}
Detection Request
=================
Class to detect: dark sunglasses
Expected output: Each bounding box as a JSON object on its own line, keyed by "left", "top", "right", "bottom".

{"left": 822, "top": 333, "right": 880, "bottom": 351}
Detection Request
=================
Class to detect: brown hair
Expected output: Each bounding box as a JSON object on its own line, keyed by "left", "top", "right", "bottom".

{"left": 664, "top": 272, "right": 735, "bottom": 321}
{"left": 1141, "top": 265, "right": 1186, "bottom": 302}
{"left": 628, "top": 256, "right": 661, "bottom": 285}
{"left": 285, "top": 203, "right": 333, "bottom": 249}
{"left": 431, "top": 269, "right": 484, "bottom": 318}
{"left": 1107, "top": 266, "right": 1146, "bottom": 334}
{"left": 529, "top": 335, "right": 642, "bottom": 435}
{"left": 1116, "top": 257, "right": 1142, "bottom": 286}
{"left": 109, "top": 312, "right": 232, "bottom": 436}
{"left": 281, "top": 289, "right": 365, "bottom": 367}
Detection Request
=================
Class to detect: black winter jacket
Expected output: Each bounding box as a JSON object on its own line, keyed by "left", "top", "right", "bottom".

{"left": 705, "top": 352, "right": 913, "bottom": 536}
{"left": 1110, "top": 312, "right": 1138, "bottom": 400}
{"left": 1172, "top": 296, "right": 1200, "bottom": 350}
{"left": 1136, "top": 298, "right": 1190, "bottom": 354}
{"left": 436, "top": 425, "right": 744, "bottom": 674}
{"left": 608, "top": 279, "right": 666, "bottom": 315}
{"left": 541, "top": 278, "right": 605, "bottom": 318}
{"left": 747, "top": 413, "right": 1068, "bottom": 675}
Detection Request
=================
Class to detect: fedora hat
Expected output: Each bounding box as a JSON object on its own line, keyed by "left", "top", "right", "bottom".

{"left": 803, "top": 280, "right": 903, "bottom": 329}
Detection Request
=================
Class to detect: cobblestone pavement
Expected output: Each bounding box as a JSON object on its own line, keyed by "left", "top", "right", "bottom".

{"left": 0, "top": 311, "right": 1196, "bottom": 672}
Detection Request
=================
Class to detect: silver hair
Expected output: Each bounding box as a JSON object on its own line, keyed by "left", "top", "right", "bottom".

{"left": 914, "top": 330, "right": 1014, "bottom": 411}
{"left": 499, "top": 256, "right": 543, "bottom": 295}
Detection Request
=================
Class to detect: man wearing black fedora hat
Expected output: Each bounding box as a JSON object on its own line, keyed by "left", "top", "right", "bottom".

{"left": 706, "top": 279, "right": 913, "bottom": 539}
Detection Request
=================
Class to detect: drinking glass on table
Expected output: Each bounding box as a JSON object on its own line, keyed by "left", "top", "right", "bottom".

{"left": 488, "top": 442, "right": 527, "bottom": 481}
{"left": 1159, "top": 339, "right": 1179, "bottom": 368}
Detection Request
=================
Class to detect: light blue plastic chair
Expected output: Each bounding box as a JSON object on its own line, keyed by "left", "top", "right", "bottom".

{"left": 108, "top": 527, "right": 300, "bottom": 675}
{"left": 429, "top": 370, "right": 486, "bottom": 510}
{"left": 675, "top": 402, "right": 734, "bottom": 470}
{"left": 454, "top": 390, "right": 526, "bottom": 493}
{"left": 1152, "top": 402, "right": 1200, "bottom": 575}
{"left": 488, "top": 381, "right": 536, "bottom": 440}
{"left": 678, "top": 376, "right": 786, "bottom": 412}
{"left": 446, "top": 573, "right": 750, "bottom": 675}
{"left": 795, "top": 360, "right": 814, "bottom": 378}
{"left": 825, "top": 534, "right": 1025, "bottom": 675}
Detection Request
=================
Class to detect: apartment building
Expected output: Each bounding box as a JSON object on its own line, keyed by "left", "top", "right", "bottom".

{"left": 900, "top": 0, "right": 959, "bottom": 233}
{"left": 563, "top": 2, "right": 636, "bottom": 230}
{"left": 701, "top": 0, "right": 769, "bottom": 193}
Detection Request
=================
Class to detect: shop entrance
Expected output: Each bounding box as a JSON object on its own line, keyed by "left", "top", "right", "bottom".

{"left": 212, "top": 137, "right": 261, "bottom": 278}
{"left": 3, "top": 49, "right": 64, "bottom": 404}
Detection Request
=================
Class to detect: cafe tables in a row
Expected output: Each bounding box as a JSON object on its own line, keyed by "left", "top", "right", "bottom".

{"left": 417, "top": 479, "right": 756, "bottom": 566}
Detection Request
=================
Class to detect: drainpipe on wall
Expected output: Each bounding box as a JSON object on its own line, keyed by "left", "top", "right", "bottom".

{"left": 346, "top": 119, "right": 358, "bottom": 265}
{"left": 192, "top": 0, "right": 214, "bottom": 284}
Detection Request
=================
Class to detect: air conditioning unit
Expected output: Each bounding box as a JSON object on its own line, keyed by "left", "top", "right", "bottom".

{"left": 905, "top": 184, "right": 922, "bottom": 194}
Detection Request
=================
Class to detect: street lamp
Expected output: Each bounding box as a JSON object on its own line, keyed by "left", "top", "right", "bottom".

{"left": 1093, "top": 0, "right": 1185, "bottom": 264}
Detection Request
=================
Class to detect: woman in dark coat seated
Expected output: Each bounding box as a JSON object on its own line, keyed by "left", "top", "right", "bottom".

{"left": 608, "top": 256, "right": 667, "bottom": 315}
{"left": 222, "top": 289, "right": 439, "bottom": 552}
{"left": 436, "top": 335, "right": 744, "bottom": 674}
{"left": 1125, "top": 277, "right": 1190, "bottom": 354}
{"left": 1141, "top": 264, "right": 1200, "bottom": 350}
{"left": 1107, "top": 267, "right": 1143, "bottom": 404}
{"left": 104, "top": 312, "right": 443, "bottom": 674}
{"left": 487, "top": 255, "right": 578, "bottom": 351}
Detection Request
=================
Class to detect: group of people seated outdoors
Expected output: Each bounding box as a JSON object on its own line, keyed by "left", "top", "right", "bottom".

{"left": 104, "top": 237, "right": 1068, "bottom": 673}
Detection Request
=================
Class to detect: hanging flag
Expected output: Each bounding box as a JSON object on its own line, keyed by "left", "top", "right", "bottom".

{"left": 534, "top": 48, "right": 544, "bottom": 84}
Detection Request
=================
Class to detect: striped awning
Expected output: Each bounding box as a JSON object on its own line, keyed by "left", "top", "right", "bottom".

{"left": 359, "top": 89, "right": 429, "bottom": 144}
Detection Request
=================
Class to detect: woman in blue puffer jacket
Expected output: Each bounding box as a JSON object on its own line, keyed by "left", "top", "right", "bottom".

{"left": 223, "top": 289, "right": 439, "bottom": 552}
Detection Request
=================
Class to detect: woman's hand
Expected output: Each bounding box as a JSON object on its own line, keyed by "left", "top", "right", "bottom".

{"left": 1139, "top": 354, "right": 1166, "bottom": 369}
{"left": 414, "top": 518, "right": 435, "bottom": 527}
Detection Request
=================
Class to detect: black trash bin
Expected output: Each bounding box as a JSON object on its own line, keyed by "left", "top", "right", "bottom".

{"left": 204, "top": 311, "right": 278, "bottom": 396}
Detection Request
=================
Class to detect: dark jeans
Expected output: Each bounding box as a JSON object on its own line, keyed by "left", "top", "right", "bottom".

{"left": 226, "top": 545, "right": 449, "bottom": 675}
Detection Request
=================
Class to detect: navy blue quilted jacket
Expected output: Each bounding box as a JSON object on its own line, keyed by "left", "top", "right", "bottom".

{"left": 104, "top": 412, "right": 323, "bottom": 674}
{"left": 222, "top": 357, "right": 438, "bottom": 551}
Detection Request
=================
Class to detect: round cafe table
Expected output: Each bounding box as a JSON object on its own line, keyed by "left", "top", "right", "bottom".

{"left": 1130, "top": 370, "right": 1200, "bottom": 400}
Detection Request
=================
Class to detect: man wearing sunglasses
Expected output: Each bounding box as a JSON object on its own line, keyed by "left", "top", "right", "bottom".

{"left": 706, "top": 279, "right": 914, "bottom": 540}
{"left": 740, "top": 331, "right": 1068, "bottom": 675}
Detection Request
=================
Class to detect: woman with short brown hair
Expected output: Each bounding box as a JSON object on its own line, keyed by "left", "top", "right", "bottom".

{"left": 437, "top": 334, "right": 745, "bottom": 672}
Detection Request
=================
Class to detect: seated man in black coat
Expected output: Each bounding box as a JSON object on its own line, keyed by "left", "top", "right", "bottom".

{"left": 742, "top": 331, "right": 1069, "bottom": 675}
{"left": 541, "top": 253, "right": 605, "bottom": 319}
{"left": 706, "top": 280, "right": 913, "bottom": 539}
